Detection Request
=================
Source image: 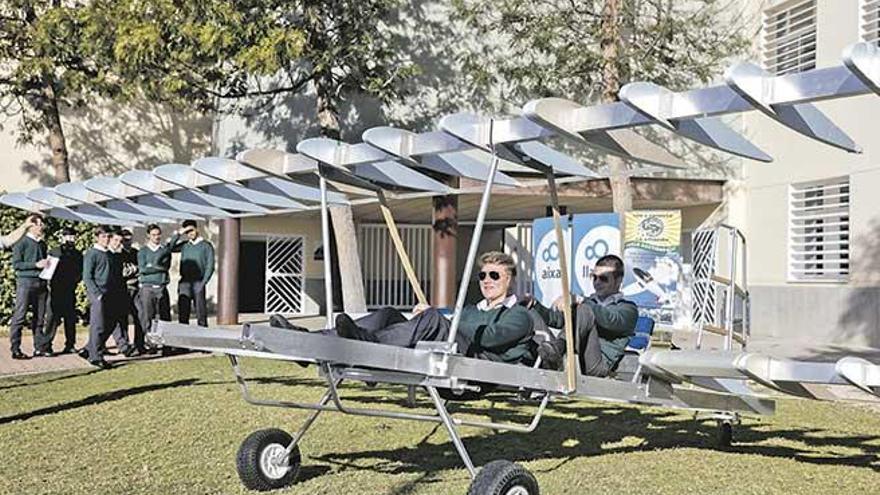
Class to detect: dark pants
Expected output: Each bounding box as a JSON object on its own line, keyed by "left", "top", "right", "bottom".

{"left": 327, "top": 307, "right": 462, "bottom": 349}
{"left": 178, "top": 281, "right": 207, "bottom": 327}
{"left": 125, "top": 285, "right": 145, "bottom": 350}
{"left": 9, "top": 278, "right": 48, "bottom": 353}
{"left": 38, "top": 286, "right": 77, "bottom": 352}
{"left": 140, "top": 285, "right": 170, "bottom": 342}
{"left": 84, "top": 290, "right": 130, "bottom": 362}
{"left": 533, "top": 304, "right": 612, "bottom": 377}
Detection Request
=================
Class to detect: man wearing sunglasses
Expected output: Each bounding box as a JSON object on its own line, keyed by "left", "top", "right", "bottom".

{"left": 524, "top": 254, "right": 638, "bottom": 377}
{"left": 270, "top": 251, "right": 535, "bottom": 365}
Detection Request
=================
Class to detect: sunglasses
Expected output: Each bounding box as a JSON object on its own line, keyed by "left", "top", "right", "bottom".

{"left": 478, "top": 270, "right": 502, "bottom": 281}
{"left": 590, "top": 272, "right": 619, "bottom": 283}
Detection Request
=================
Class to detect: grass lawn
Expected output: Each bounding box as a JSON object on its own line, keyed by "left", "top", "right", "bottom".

{"left": 1, "top": 356, "right": 878, "bottom": 494}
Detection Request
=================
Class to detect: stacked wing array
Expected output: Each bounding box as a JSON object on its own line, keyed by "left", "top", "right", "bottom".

{"left": 4, "top": 42, "right": 876, "bottom": 225}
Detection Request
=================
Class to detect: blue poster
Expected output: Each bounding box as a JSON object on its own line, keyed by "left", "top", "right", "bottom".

{"left": 570, "top": 213, "right": 621, "bottom": 297}
{"left": 531, "top": 216, "right": 571, "bottom": 307}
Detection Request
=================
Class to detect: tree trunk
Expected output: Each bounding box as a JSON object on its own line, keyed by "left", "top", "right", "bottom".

{"left": 329, "top": 205, "right": 367, "bottom": 313}
{"left": 40, "top": 82, "right": 70, "bottom": 184}
{"left": 600, "top": 0, "right": 631, "bottom": 233}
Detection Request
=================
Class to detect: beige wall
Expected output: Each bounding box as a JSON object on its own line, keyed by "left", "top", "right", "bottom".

{"left": 732, "top": 0, "right": 880, "bottom": 345}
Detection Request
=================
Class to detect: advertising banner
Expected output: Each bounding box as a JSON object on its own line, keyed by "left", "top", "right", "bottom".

{"left": 621, "top": 210, "right": 682, "bottom": 321}
{"left": 571, "top": 213, "right": 621, "bottom": 297}
{"left": 531, "top": 217, "right": 571, "bottom": 307}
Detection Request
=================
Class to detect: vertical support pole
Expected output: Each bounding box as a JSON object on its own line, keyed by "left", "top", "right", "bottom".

{"left": 319, "top": 177, "right": 334, "bottom": 329}
{"left": 545, "top": 170, "right": 577, "bottom": 393}
{"left": 376, "top": 190, "right": 428, "bottom": 306}
{"left": 425, "top": 386, "right": 477, "bottom": 479}
{"left": 725, "top": 227, "right": 737, "bottom": 351}
{"left": 217, "top": 217, "right": 240, "bottom": 325}
{"left": 432, "top": 195, "right": 458, "bottom": 309}
{"left": 447, "top": 120, "right": 501, "bottom": 346}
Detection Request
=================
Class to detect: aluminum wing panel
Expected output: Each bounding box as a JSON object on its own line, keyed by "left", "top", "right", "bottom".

{"left": 84, "top": 177, "right": 204, "bottom": 221}
{"left": 619, "top": 81, "right": 773, "bottom": 162}
{"left": 55, "top": 182, "right": 164, "bottom": 224}
{"left": 153, "top": 164, "right": 272, "bottom": 214}
{"left": 843, "top": 42, "right": 880, "bottom": 95}
{"left": 235, "top": 149, "right": 350, "bottom": 204}
{"left": 119, "top": 170, "right": 233, "bottom": 218}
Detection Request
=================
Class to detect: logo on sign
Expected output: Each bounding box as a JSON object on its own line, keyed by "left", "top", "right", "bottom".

{"left": 574, "top": 225, "right": 620, "bottom": 296}
{"left": 534, "top": 230, "right": 569, "bottom": 305}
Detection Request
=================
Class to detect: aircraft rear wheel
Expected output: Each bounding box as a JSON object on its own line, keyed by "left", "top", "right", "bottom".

{"left": 467, "top": 460, "right": 539, "bottom": 495}
{"left": 717, "top": 420, "right": 733, "bottom": 448}
{"left": 236, "top": 428, "right": 301, "bottom": 491}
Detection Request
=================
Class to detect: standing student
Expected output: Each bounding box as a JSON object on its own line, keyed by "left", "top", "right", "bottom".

{"left": 105, "top": 229, "right": 134, "bottom": 357}
{"left": 175, "top": 220, "right": 215, "bottom": 327}
{"left": 0, "top": 217, "right": 36, "bottom": 250}
{"left": 119, "top": 229, "right": 144, "bottom": 355}
{"left": 138, "top": 224, "right": 186, "bottom": 349}
{"left": 38, "top": 227, "right": 83, "bottom": 355}
{"left": 9, "top": 215, "right": 49, "bottom": 360}
{"left": 80, "top": 226, "right": 114, "bottom": 368}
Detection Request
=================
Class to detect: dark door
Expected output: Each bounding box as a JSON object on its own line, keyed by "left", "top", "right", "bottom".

{"left": 238, "top": 240, "right": 266, "bottom": 313}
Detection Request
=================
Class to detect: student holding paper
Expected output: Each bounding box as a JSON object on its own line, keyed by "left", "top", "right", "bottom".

{"left": 9, "top": 215, "right": 49, "bottom": 359}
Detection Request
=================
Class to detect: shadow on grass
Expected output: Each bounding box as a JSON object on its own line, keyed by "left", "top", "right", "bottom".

{"left": 0, "top": 379, "right": 198, "bottom": 425}
{"left": 308, "top": 398, "right": 880, "bottom": 476}
{"left": 0, "top": 368, "right": 104, "bottom": 392}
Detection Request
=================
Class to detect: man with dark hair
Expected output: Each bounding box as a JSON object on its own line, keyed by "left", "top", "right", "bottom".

{"left": 138, "top": 223, "right": 187, "bottom": 349}
{"left": 38, "top": 226, "right": 83, "bottom": 355}
{"left": 119, "top": 229, "right": 145, "bottom": 355}
{"left": 175, "top": 220, "right": 214, "bottom": 327}
{"left": 9, "top": 214, "right": 49, "bottom": 359}
{"left": 525, "top": 254, "right": 638, "bottom": 377}
{"left": 105, "top": 229, "right": 134, "bottom": 357}
{"left": 80, "top": 225, "right": 114, "bottom": 368}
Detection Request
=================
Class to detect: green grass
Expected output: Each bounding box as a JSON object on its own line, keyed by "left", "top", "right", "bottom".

{"left": 1, "top": 357, "right": 878, "bottom": 494}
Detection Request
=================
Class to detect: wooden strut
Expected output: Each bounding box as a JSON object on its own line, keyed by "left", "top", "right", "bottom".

{"left": 376, "top": 190, "right": 429, "bottom": 306}
{"left": 545, "top": 170, "right": 578, "bottom": 393}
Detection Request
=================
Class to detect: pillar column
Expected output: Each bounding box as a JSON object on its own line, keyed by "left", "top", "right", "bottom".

{"left": 431, "top": 195, "right": 458, "bottom": 308}
{"left": 217, "top": 217, "right": 240, "bottom": 325}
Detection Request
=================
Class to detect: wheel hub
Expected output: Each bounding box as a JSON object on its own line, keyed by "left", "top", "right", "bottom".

{"left": 505, "top": 487, "right": 530, "bottom": 495}
{"left": 259, "top": 443, "right": 291, "bottom": 480}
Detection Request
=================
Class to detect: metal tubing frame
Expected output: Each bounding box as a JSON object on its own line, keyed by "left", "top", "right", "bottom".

{"left": 446, "top": 119, "right": 501, "bottom": 346}
{"left": 319, "top": 178, "right": 334, "bottom": 329}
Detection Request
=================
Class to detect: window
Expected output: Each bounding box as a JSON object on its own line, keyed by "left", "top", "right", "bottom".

{"left": 788, "top": 177, "right": 850, "bottom": 282}
{"left": 763, "top": 0, "right": 817, "bottom": 75}
{"left": 861, "top": 0, "right": 880, "bottom": 45}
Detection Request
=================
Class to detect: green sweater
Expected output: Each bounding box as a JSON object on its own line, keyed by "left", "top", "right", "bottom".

{"left": 456, "top": 304, "right": 535, "bottom": 364}
{"left": 83, "top": 247, "right": 112, "bottom": 295}
{"left": 175, "top": 238, "right": 215, "bottom": 283}
{"left": 137, "top": 233, "right": 181, "bottom": 286}
{"left": 534, "top": 293, "right": 638, "bottom": 368}
{"left": 12, "top": 235, "right": 47, "bottom": 279}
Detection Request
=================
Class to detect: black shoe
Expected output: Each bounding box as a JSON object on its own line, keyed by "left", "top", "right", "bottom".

{"left": 123, "top": 347, "right": 139, "bottom": 358}
{"left": 11, "top": 350, "right": 30, "bottom": 360}
{"left": 336, "top": 314, "right": 371, "bottom": 341}
{"left": 33, "top": 350, "right": 55, "bottom": 358}
{"left": 269, "top": 314, "right": 308, "bottom": 332}
{"left": 537, "top": 339, "right": 564, "bottom": 371}
{"left": 60, "top": 346, "right": 77, "bottom": 355}
{"left": 89, "top": 359, "right": 113, "bottom": 370}
{"left": 78, "top": 348, "right": 91, "bottom": 361}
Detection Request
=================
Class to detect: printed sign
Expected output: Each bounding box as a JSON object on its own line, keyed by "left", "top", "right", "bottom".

{"left": 571, "top": 213, "right": 621, "bottom": 297}
{"left": 621, "top": 210, "right": 682, "bottom": 319}
{"left": 531, "top": 217, "right": 572, "bottom": 307}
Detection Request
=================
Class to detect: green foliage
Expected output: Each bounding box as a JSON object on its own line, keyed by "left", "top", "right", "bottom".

{"left": 451, "top": 0, "right": 753, "bottom": 109}
{"left": 0, "top": 205, "right": 92, "bottom": 326}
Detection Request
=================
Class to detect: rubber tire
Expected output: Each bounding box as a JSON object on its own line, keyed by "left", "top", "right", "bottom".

{"left": 236, "top": 428, "right": 301, "bottom": 491}
{"left": 718, "top": 421, "right": 733, "bottom": 448}
{"left": 467, "top": 460, "right": 540, "bottom": 495}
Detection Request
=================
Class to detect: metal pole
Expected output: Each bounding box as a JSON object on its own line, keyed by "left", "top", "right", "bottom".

{"left": 545, "top": 170, "right": 577, "bottom": 392}
{"left": 319, "top": 177, "right": 334, "bottom": 329}
{"left": 217, "top": 217, "right": 240, "bottom": 325}
{"left": 425, "top": 386, "right": 477, "bottom": 479}
{"left": 447, "top": 119, "right": 501, "bottom": 345}
{"left": 376, "top": 190, "right": 428, "bottom": 306}
{"left": 725, "top": 228, "right": 736, "bottom": 351}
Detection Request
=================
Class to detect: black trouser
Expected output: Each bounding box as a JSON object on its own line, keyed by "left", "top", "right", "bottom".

{"left": 326, "top": 307, "right": 463, "bottom": 349}
{"left": 140, "top": 285, "right": 170, "bottom": 343}
{"left": 178, "top": 281, "right": 207, "bottom": 327}
{"left": 533, "top": 304, "right": 612, "bottom": 377}
{"left": 84, "top": 290, "right": 130, "bottom": 362}
{"left": 125, "top": 285, "right": 145, "bottom": 350}
{"left": 38, "top": 286, "right": 77, "bottom": 352}
{"left": 9, "top": 278, "right": 48, "bottom": 353}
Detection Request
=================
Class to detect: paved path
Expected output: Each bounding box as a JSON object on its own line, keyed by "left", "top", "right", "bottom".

{"left": 0, "top": 315, "right": 328, "bottom": 378}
